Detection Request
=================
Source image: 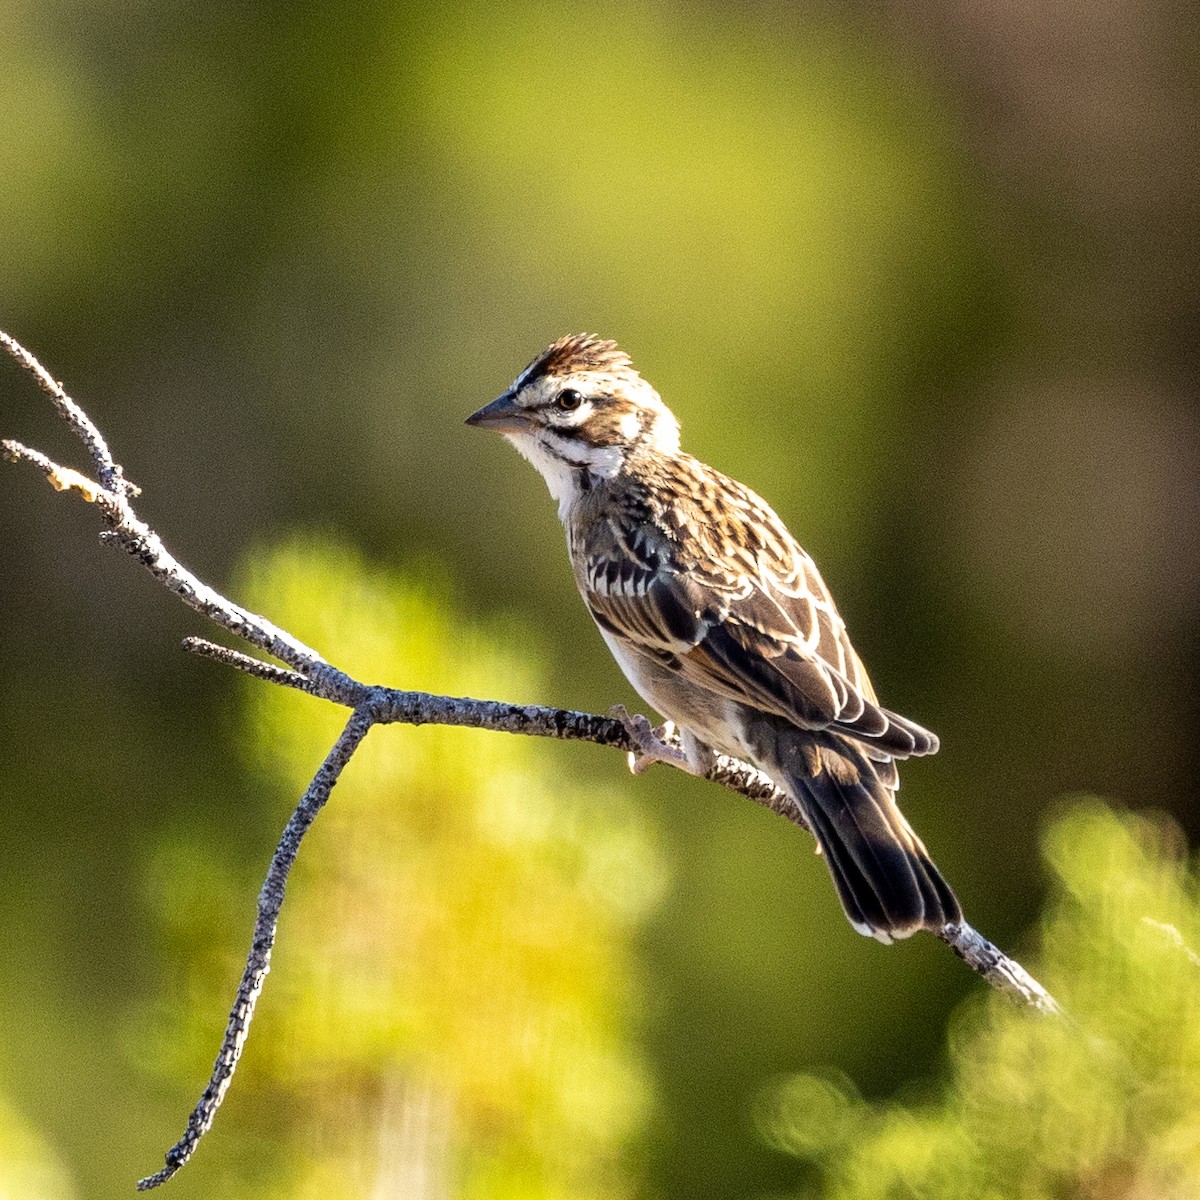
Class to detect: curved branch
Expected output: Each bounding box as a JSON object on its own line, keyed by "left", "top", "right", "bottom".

{"left": 137, "top": 708, "right": 375, "bottom": 1191}
{"left": 2, "top": 331, "right": 1060, "bottom": 1189}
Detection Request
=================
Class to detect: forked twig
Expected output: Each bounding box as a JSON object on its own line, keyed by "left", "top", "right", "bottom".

{"left": 1, "top": 331, "right": 1060, "bottom": 1189}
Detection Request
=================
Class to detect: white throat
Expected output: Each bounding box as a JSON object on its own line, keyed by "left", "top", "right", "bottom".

{"left": 505, "top": 430, "right": 623, "bottom": 520}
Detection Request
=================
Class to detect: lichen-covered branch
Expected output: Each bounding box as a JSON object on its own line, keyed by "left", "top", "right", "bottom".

{"left": 941, "top": 921, "right": 1060, "bottom": 1015}
{"left": 136, "top": 708, "right": 375, "bottom": 1190}
{"left": 2, "top": 330, "right": 1061, "bottom": 1189}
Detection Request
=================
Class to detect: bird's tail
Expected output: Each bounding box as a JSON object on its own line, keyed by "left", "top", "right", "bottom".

{"left": 746, "top": 717, "right": 961, "bottom": 943}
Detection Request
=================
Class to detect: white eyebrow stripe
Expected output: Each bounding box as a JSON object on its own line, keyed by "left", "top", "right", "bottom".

{"left": 512, "top": 357, "right": 550, "bottom": 394}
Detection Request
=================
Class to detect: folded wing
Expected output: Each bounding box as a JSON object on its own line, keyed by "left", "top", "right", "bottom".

{"left": 580, "top": 514, "right": 937, "bottom": 760}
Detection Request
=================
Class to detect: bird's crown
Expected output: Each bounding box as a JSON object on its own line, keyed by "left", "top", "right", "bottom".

{"left": 502, "top": 333, "right": 680, "bottom": 457}
{"left": 512, "top": 333, "right": 635, "bottom": 388}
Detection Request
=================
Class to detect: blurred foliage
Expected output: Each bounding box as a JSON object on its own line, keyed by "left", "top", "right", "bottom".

{"left": 135, "top": 536, "right": 665, "bottom": 1198}
{"left": 757, "top": 802, "right": 1200, "bottom": 1199}
{"left": 0, "top": 1092, "right": 75, "bottom": 1200}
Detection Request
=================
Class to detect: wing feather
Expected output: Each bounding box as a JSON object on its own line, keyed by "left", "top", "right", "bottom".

{"left": 577, "top": 477, "right": 937, "bottom": 759}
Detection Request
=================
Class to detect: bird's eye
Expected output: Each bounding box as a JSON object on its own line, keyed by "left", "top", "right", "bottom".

{"left": 555, "top": 389, "right": 584, "bottom": 412}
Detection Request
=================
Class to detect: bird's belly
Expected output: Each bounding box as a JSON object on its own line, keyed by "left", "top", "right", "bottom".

{"left": 597, "top": 629, "right": 753, "bottom": 760}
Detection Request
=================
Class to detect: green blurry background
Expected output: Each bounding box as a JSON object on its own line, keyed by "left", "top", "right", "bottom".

{"left": 2, "top": 2, "right": 1198, "bottom": 1197}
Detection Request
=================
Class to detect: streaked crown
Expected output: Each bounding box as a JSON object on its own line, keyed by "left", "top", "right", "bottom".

{"left": 514, "top": 332, "right": 636, "bottom": 385}
{"left": 466, "top": 334, "right": 681, "bottom": 460}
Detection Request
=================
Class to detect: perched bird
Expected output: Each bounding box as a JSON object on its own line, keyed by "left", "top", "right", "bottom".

{"left": 466, "top": 334, "right": 960, "bottom": 942}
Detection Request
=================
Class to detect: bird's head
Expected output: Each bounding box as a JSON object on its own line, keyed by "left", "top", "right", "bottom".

{"left": 466, "top": 335, "right": 681, "bottom": 502}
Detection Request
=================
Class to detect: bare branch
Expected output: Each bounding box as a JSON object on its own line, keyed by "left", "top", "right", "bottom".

{"left": 137, "top": 708, "right": 375, "bottom": 1191}
{"left": 2, "top": 362, "right": 347, "bottom": 686}
{"left": 2, "top": 330, "right": 1061, "bottom": 1187}
{"left": 940, "top": 922, "right": 1060, "bottom": 1014}
{"left": 0, "top": 330, "right": 137, "bottom": 498}
{"left": 181, "top": 637, "right": 317, "bottom": 693}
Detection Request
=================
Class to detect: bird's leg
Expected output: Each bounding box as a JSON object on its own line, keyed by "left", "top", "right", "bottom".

{"left": 610, "top": 705, "right": 705, "bottom": 776}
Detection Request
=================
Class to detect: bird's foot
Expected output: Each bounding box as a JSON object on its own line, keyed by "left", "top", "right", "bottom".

{"left": 609, "top": 706, "right": 689, "bottom": 776}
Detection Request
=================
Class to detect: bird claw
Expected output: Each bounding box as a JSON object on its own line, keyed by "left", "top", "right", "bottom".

{"left": 609, "top": 705, "right": 687, "bottom": 775}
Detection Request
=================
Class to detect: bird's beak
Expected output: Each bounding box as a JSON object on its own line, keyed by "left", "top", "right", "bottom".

{"left": 465, "top": 391, "right": 529, "bottom": 435}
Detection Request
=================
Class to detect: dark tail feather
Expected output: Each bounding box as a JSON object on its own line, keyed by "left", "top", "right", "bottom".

{"left": 749, "top": 719, "right": 961, "bottom": 943}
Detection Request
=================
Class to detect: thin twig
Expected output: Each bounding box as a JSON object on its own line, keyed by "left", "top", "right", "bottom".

{"left": 3, "top": 438, "right": 121, "bottom": 510}
{"left": 137, "top": 708, "right": 374, "bottom": 1190}
{"left": 181, "top": 637, "right": 318, "bottom": 693}
{"left": 0, "top": 329, "right": 133, "bottom": 496}
{"left": 2, "top": 330, "right": 1061, "bottom": 1189}
{"left": 6, "top": 428, "right": 350, "bottom": 688}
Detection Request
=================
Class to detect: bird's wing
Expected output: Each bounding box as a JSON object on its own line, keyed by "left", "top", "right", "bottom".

{"left": 579, "top": 493, "right": 937, "bottom": 759}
